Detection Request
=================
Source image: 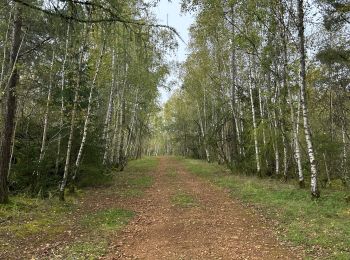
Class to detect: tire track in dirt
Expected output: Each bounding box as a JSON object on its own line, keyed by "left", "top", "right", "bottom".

{"left": 105, "top": 156, "right": 305, "bottom": 260}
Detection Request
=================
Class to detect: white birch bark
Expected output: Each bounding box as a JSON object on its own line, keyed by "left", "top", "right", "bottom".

{"left": 298, "top": 0, "right": 319, "bottom": 197}
{"left": 59, "top": 26, "right": 87, "bottom": 201}
{"left": 102, "top": 48, "right": 117, "bottom": 164}
{"left": 110, "top": 99, "right": 120, "bottom": 163}
{"left": 115, "top": 89, "right": 124, "bottom": 165}
{"left": 34, "top": 50, "right": 55, "bottom": 176}
{"left": 73, "top": 38, "right": 105, "bottom": 181}
{"left": 342, "top": 123, "right": 348, "bottom": 185}
{"left": 249, "top": 68, "right": 261, "bottom": 174}
{"left": 55, "top": 24, "right": 70, "bottom": 174}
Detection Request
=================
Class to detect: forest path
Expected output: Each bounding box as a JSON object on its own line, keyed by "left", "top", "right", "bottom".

{"left": 105, "top": 156, "right": 304, "bottom": 260}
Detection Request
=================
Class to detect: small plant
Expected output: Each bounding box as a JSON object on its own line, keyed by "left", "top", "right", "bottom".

{"left": 171, "top": 191, "right": 197, "bottom": 208}
{"left": 81, "top": 208, "right": 134, "bottom": 232}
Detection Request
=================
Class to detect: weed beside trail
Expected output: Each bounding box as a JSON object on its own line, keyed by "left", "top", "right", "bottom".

{"left": 181, "top": 158, "right": 350, "bottom": 259}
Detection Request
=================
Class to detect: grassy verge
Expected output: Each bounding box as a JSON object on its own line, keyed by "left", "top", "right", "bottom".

{"left": 180, "top": 158, "right": 350, "bottom": 259}
{"left": 59, "top": 157, "right": 158, "bottom": 258}
{"left": 0, "top": 195, "right": 75, "bottom": 250}
{"left": 0, "top": 157, "right": 159, "bottom": 259}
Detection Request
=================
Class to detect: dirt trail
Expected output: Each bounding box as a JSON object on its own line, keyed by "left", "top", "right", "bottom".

{"left": 105, "top": 157, "right": 304, "bottom": 260}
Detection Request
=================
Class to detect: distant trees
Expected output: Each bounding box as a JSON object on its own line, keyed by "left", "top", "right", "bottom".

{"left": 153, "top": 0, "right": 349, "bottom": 198}
{"left": 0, "top": 0, "right": 175, "bottom": 203}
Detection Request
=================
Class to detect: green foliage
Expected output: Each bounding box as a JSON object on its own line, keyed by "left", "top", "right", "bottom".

{"left": 76, "top": 164, "right": 113, "bottom": 188}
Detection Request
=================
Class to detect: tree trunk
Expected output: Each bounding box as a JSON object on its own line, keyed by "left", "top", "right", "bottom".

{"left": 7, "top": 111, "right": 18, "bottom": 179}
{"left": 34, "top": 50, "right": 55, "bottom": 177}
{"left": 298, "top": 0, "right": 319, "bottom": 198}
{"left": 59, "top": 26, "right": 87, "bottom": 201}
{"left": 0, "top": 11, "right": 12, "bottom": 96}
{"left": 0, "top": 4, "right": 22, "bottom": 204}
{"left": 249, "top": 66, "right": 261, "bottom": 175}
{"left": 102, "top": 48, "right": 117, "bottom": 165}
{"left": 72, "top": 37, "right": 105, "bottom": 184}
{"left": 55, "top": 24, "right": 70, "bottom": 175}
{"left": 342, "top": 123, "right": 348, "bottom": 186}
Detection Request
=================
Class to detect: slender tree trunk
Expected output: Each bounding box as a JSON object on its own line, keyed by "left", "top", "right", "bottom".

{"left": 0, "top": 4, "right": 22, "bottom": 204}
{"left": 249, "top": 67, "right": 261, "bottom": 175}
{"left": 55, "top": 24, "right": 70, "bottom": 175}
{"left": 230, "top": 4, "right": 240, "bottom": 161}
{"left": 102, "top": 48, "right": 117, "bottom": 165}
{"left": 342, "top": 123, "right": 348, "bottom": 186}
{"left": 197, "top": 101, "right": 210, "bottom": 162}
{"left": 59, "top": 26, "right": 88, "bottom": 201}
{"left": 115, "top": 89, "right": 124, "bottom": 165}
{"left": 0, "top": 11, "right": 12, "bottom": 96}
{"left": 34, "top": 51, "right": 55, "bottom": 177}
{"left": 110, "top": 99, "right": 120, "bottom": 164}
{"left": 279, "top": 0, "right": 304, "bottom": 185}
{"left": 118, "top": 99, "right": 126, "bottom": 171}
{"left": 125, "top": 90, "right": 139, "bottom": 158}
{"left": 323, "top": 153, "right": 331, "bottom": 186}
{"left": 298, "top": 0, "right": 319, "bottom": 198}
{"left": 72, "top": 38, "right": 105, "bottom": 184}
{"left": 7, "top": 109, "right": 18, "bottom": 179}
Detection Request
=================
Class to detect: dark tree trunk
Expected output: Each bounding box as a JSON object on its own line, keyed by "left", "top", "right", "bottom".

{"left": 0, "top": 4, "right": 22, "bottom": 204}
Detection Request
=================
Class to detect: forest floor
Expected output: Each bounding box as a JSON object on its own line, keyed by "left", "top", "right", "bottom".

{"left": 1, "top": 156, "right": 348, "bottom": 259}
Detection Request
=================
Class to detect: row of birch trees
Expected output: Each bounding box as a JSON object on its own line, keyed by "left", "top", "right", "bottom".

{"left": 155, "top": 0, "right": 349, "bottom": 198}
{"left": 0, "top": 0, "right": 174, "bottom": 203}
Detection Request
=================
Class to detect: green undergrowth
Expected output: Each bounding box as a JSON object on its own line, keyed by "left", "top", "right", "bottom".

{"left": 126, "top": 156, "right": 159, "bottom": 172}
{"left": 113, "top": 157, "right": 157, "bottom": 198}
{"left": 171, "top": 190, "right": 197, "bottom": 208}
{"left": 0, "top": 195, "right": 75, "bottom": 253}
{"left": 58, "top": 240, "right": 108, "bottom": 260}
{"left": 77, "top": 163, "right": 114, "bottom": 188}
{"left": 180, "top": 158, "right": 350, "bottom": 259}
{"left": 81, "top": 208, "right": 134, "bottom": 232}
{"left": 1, "top": 157, "right": 159, "bottom": 258}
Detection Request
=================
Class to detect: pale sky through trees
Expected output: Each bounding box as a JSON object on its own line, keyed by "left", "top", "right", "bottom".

{"left": 150, "top": 0, "right": 194, "bottom": 104}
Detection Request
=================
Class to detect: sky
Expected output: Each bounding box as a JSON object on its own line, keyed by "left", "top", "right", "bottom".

{"left": 150, "top": 0, "right": 194, "bottom": 105}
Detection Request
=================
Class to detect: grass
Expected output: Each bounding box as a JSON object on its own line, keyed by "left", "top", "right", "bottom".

{"left": 59, "top": 240, "right": 108, "bottom": 260}
{"left": 126, "top": 156, "right": 159, "bottom": 172}
{"left": 81, "top": 208, "right": 134, "bottom": 232}
{"left": 0, "top": 195, "right": 74, "bottom": 238}
{"left": 0, "top": 157, "right": 159, "bottom": 259}
{"left": 171, "top": 191, "right": 197, "bottom": 208}
{"left": 166, "top": 169, "right": 178, "bottom": 179}
{"left": 180, "top": 157, "right": 350, "bottom": 259}
{"left": 113, "top": 157, "right": 157, "bottom": 198}
{"left": 0, "top": 195, "right": 75, "bottom": 255}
